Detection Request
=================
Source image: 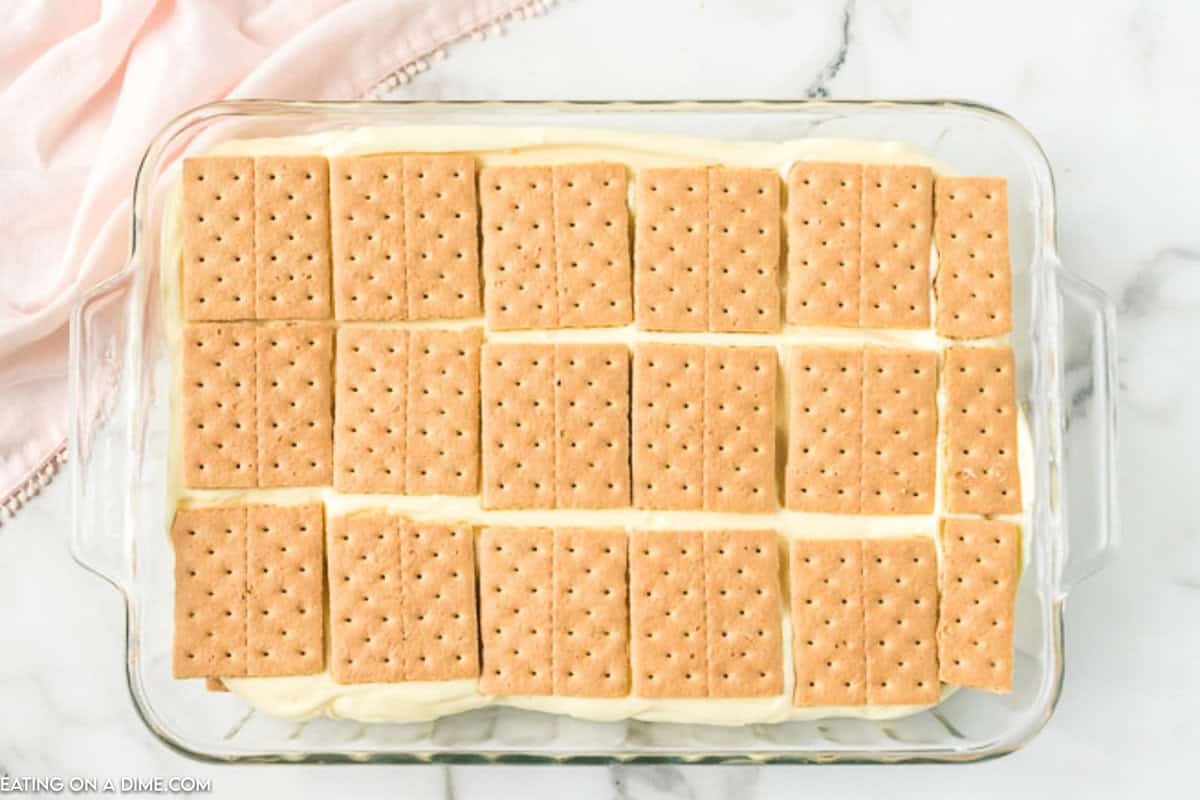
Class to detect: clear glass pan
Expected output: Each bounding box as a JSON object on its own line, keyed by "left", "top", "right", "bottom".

{"left": 68, "top": 100, "right": 1118, "bottom": 764}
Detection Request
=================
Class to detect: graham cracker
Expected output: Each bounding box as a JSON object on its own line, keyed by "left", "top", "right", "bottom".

{"left": 707, "top": 167, "right": 781, "bottom": 332}
{"left": 784, "top": 347, "right": 863, "bottom": 513}
{"left": 553, "top": 527, "right": 630, "bottom": 697}
{"left": 633, "top": 168, "right": 709, "bottom": 331}
{"left": 789, "top": 538, "right": 866, "bottom": 707}
{"left": 863, "top": 536, "right": 940, "bottom": 705}
{"left": 205, "top": 678, "right": 228, "bottom": 692}
{"left": 861, "top": 347, "right": 938, "bottom": 514}
{"left": 631, "top": 343, "right": 705, "bottom": 510}
{"left": 327, "top": 513, "right": 406, "bottom": 683}
{"left": 629, "top": 530, "right": 708, "bottom": 698}
{"left": 328, "top": 156, "right": 407, "bottom": 320}
{"left": 254, "top": 156, "right": 331, "bottom": 320}
{"left": 860, "top": 165, "right": 933, "bottom": 328}
{"left": 181, "top": 157, "right": 256, "bottom": 321}
{"left": 256, "top": 324, "right": 333, "bottom": 487}
{"left": 943, "top": 346, "right": 1022, "bottom": 514}
{"left": 785, "top": 162, "right": 862, "bottom": 326}
{"left": 553, "top": 163, "right": 633, "bottom": 327}
{"left": 937, "top": 518, "right": 1019, "bottom": 692}
{"left": 703, "top": 346, "right": 777, "bottom": 512}
{"left": 245, "top": 504, "right": 325, "bottom": 676}
{"left": 478, "top": 526, "right": 555, "bottom": 695}
{"left": 333, "top": 328, "right": 407, "bottom": 493}
{"left": 704, "top": 529, "right": 784, "bottom": 698}
{"left": 934, "top": 177, "right": 1013, "bottom": 338}
{"left": 172, "top": 506, "right": 248, "bottom": 678}
{"left": 405, "top": 328, "right": 482, "bottom": 496}
{"left": 182, "top": 323, "right": 257, "bottom": 488}
{"left": 480, "top": 166, "right": 558, "bottom": 330}
{"left": 480, "top": 343, "right": 556, "bottom": 509}
{"left": 403, "top": 154, "right": 481, "bottom": 320}
{"left": 554, "top": 344, "right": 630, "bottom": 508}
{"left": 400, "top": 522, "right": 479, "bottom": 681}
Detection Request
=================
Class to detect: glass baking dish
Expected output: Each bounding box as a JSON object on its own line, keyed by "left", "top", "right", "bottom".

{"left": 67, "top": 100, "right": 1118, "bottom": 765}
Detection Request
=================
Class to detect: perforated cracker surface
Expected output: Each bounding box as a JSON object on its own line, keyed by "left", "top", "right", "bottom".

{"left": 707, "top": 168, "right": 780, "bottom": 332}
{"left": 937, "top": 518, "right": 1019, "bottom": 692}
{"left": 863, "top": 536, "right": 940, "bottom": 705}
{"left": 480, "top": 166, "right": 558, "bottom": 329}
{"left": 478, "top": 526, "right": 555, "bottom": 695}
{"left": 789, "top": 538, "right": 866, "bottom": 706}
{"left": 329, "top": 156, "right": 407, "bottom": 320}
{"left": 553, "top": 163, "right": 633, "bottom": 327}
{"left": 403, "top": 155, "right": 481, "bottom": 320}
{"left": 553, "top": 528, "right": 630, "bottom": 697}
{"left": 704, "top": 529, "right": 784, "bottom": 697}
{"left": 703, "top": 346, "right": 777, "bottom": 512}
{"left": 333, "top": 328, "right": 407, "bottom": 493}
{"left": 554, "top": 344, "right": 630, "bottom": 508}
{"left": 245, "top": 504, "right": 325, "bottom": 676}
{"left": 634, "top": 168, "right": 709, "bottom": 331}
{"left": 934, "top": 177, "right": 1013, "bottom": 338}
{"left": 172, "top": 506, "right": 248, "bottom": 678}
{"left": 785, "top": 162, "right": 862, "bottom": 326}
{"left": 631, "top": 344, "right": 705, "bottom": 510}
{"left": 182, "top": 157, "right": 256, "bottom": 321}
{"left": 630, "top": 530, "right": 709, "bottom": 698}
{"left": 481, "top": 343, "right": 556, "bottom": 508}
{"left": 861, "top": 347, "right": 937, "bottom": 514}
{"left": 405, "top": 328, "right": 482, "bottom": 496}
{"left": 253, "top": 156, "right": 331, "bottom": 320}
{"left": 401, "top": 522, "right": 479, "bottom": 681}
{"left": 943, "top": 346, "right": 1022, "bottom": 514}
{"left": 182, "top": 323, "right": 257, "bottom": 488}
{"left": 785, "top": 347, "right": 863, "bottom": 513}
{"left": 860, "top": 165, "right": 932, "bottom": 329}
{"left": 255, "top": 324, "right": 333, "bottom": 487}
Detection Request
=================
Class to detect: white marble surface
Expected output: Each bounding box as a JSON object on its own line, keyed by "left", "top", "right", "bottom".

{"left": 3, "top": 0, "right": 1197, "bottom": 796}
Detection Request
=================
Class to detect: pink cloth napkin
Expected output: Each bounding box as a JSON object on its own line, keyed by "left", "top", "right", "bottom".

{"left": 0, "top": 0, "right": 545, "bottom": 520}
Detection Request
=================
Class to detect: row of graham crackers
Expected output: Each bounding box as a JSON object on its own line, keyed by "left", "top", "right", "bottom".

{"left": 175, "top": 504, "right": 1020, "bottom": 700}
{"left": 182, "top": 154, "right": 1012, "bottom": 339}
{"left": 183, "top": 322, "right": 1022, "bottom": 517}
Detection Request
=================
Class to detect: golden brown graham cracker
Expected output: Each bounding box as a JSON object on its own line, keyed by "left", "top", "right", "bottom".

{"left": 405, "top": 328, "right": 482, "bottom": 497}
{"left": 400, "top": 521, "right": 479, "bottom": 681}
{"left": 934, "top": 177, "right": 1013, "bottom": 339}
{"left": 704, "top": 529, "right": 784, "bottom": 697}
{"left": 860, "top": 164, "right": 933, "bottom": 329}
{"left": 631, "top": 343, "right": 705, "bottom": 511}
{"left": 629, "top": 529, "right": 709, "bottom": 698}
{"left": 403, "top": 154, "right": 481, "bottom": 320}
{"left": 172, "top": 506, "right": 249, "bottom": 678}
{"left": 785, "top": 162, "right": 862, "bottom": 326}
{"left": 943, "top": 346, "right": 1022, "bottom": 514}
{"left": 937, "top": 518, "right": 1020, "bottom": 692}
{"left": 552, "top": 527, "right": 630, "bottom": 697}
{"left": 253, "top": 156, "right": 331, "bottom": 320}
{"left": 863, "top": 536, "right": 940, "bottom": 705}
{"left": 333, "top": 327, "right": 408, "bottom": 494}
{"left": 480, "top": 343, "right": 556, "bottom": 509}
{"left": 634, "top": 168, "right": 709, "bottom": 331}
{"left": 329, "top": 156, "right": 407, "bottom": 321}
{"left": 181, "top": 157, "right": 256, "bottom": 321}
{"left": 703, "top": 345, "right": 777, "bottom": 512}
{"left": 478, "top": 526, "right": 555, "bottom": 695}
{"left": 785, "top": 347, "right": 863, "bottom": 513}
{"left": 245, "top": 504, "right": 325, "bottom": 676}
{"left": 553, "top": 163, "right": 633, "bottom": 327}
{"left": 707, "top": 167, "right": 781, "bottom": 332}
{"left": 554, "top": 344, "right": 630, "bottom": 508}
{"left": 480, "top": 166, "right": 558, "bottom": 329}
{"left": 327, "top": 513, "right": 407, "bottom": 683}
{"left": 255, "top": 324, "right": 333, "bottom": 487}
{"left": 860, "top": 347, "right": 938, "bottom": 514}
{"left": 789, "top": 538, "right": 867, "bottom": 707}
{"left": 182, "top": 323, "right": 258, "bottom": 488}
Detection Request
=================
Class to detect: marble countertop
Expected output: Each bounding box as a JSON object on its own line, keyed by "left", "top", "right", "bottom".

{"left": 3, "top": 1, "right": 1196, "bottom": 797}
